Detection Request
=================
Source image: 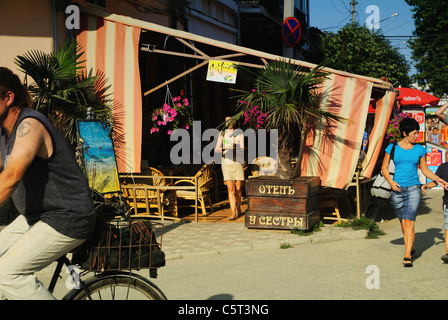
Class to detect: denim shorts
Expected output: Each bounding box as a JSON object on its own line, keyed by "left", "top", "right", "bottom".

{"left": 390, "top": 185, "right": 422, "bottom": 221}
{"left": 443, "top": 205, "right": 448, "bottom": 230}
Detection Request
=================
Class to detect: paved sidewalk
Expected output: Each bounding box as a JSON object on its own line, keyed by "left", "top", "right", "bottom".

{"left": 159, "top": 220, "right": 367, "bottom": 260}
{"left": 157, "top": 188, "right": 445, "bottom": 260}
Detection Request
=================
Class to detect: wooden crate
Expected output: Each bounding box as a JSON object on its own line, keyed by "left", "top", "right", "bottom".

{"left": 245, "top": 176, "right": 321, "bottom": 230}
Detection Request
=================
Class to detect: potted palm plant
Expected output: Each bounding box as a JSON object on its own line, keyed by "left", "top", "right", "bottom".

{"left": 14, "top": 39, "right": 114, "bottom": 149}
{"left": 231, "top": 59, "right": 344, "bottom": 230}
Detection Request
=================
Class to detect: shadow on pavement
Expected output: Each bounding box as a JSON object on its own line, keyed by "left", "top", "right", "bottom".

{"left": 390, "top": 227, "right": 444, "bottom": 261}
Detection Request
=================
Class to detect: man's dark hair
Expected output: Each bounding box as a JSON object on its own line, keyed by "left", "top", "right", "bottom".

{"left": 0, "top": 67, "right": 30, "bottom": 108}
{"left": 399, "top": 117, "right": 420, "bottom": 137}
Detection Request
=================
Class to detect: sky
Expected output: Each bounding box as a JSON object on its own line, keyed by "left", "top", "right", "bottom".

{"left": 309, "top": 0, "right": 417, "bottom": 76}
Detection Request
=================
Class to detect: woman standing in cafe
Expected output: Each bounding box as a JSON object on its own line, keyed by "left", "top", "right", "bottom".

{"left": 382, "top": 117, "right": 448, "bottom": 267}
{"left": 215, "top": 117, "right": 245, "bottom": 220}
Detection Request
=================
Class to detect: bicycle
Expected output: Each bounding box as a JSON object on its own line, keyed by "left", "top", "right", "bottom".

{"left": 46, "top": 196, "right": 168, "bottom": 300}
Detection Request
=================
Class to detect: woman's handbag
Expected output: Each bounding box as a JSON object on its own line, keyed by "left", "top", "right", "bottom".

{"left": 371, "top": 143, "right": 396, "bottom": 199}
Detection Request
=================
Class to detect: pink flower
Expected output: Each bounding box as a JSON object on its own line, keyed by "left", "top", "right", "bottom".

{"left": 185, "top": 125, "right": 189, "bottom": 129}
{"left": 157, "top": 121, "right": 162, "bottom": 125}
{"left": 167, "top": 130, "right": 172, "bottom": 134}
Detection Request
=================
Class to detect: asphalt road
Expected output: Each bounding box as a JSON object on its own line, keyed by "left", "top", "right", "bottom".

{"left": 140, "top": 189, "right": 448, "bottom": 300}
{"left": 36, "top": 189, "right": 448, "bottom": 301}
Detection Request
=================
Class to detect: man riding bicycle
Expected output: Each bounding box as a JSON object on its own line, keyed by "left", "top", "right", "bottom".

{"left": 0, "top": 67, "right": 96, "bottom": 300}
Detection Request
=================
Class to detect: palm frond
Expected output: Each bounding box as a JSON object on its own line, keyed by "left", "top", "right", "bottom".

{"left": 14, "top": 39, "right": 114, "bottom": 147}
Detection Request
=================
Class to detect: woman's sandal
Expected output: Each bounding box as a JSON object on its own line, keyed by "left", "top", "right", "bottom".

{"left": 403, "top": 257, "right": 413, "bottom": 267}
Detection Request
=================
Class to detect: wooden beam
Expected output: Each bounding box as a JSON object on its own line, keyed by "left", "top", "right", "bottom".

{"left": 214, "top": 53, "right": 246, "bottom": 60}
{"left": 80, "top": 5, "right": 392, "bottom": 88}
{"left": 175, "top": 37, "right": 210, "bottom": 59}
{"left": 144, "top": 60, "right": 209, "bottom": 96}
{"left": 143, "top": 47, "right": 204, "bottom": 60}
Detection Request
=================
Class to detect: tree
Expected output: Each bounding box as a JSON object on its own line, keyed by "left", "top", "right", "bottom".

{"left": 231, "top": 59, "right": 345, "bottom": 179}
{"left": 405, "top": 0, "right": 448, "bottom": 96}
{"left": 14, "top": 40, "right": 113, "bottom": 147}
{"left": 317, "top": 23, "right": 411, "bottom": 87}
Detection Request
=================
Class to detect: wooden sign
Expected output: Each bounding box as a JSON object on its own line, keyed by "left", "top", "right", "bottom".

{"left": 245, "top": 211, "right": 320, "bottom": 230}
{"left": 245, "top": 176, "right": 321, "bottom": 230}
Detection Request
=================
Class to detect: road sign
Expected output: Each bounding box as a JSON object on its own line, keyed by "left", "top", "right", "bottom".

{"left": 282, "top": 17, "right": 301, "bottom": 47}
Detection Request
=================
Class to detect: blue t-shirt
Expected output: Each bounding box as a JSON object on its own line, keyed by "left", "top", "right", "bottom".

{"left": 385, "top": 143, "right": 427, "bottom": 187}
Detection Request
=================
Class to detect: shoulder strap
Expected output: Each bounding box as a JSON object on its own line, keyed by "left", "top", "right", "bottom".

{"left": 390, "top": 142, "right": 396, "bottom": 162}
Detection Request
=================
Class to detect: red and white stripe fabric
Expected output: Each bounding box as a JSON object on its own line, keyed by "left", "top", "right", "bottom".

{"left": 361, "top": 90, "right": 397, "bottom": 178}
{"left": 300, "top": 73, "right": 373, "bottom": 189}
{"left": 77, "top": 14, "right": 142, "bottom": 173}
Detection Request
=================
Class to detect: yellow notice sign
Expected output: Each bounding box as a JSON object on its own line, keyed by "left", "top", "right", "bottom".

{"left": 206, "top": 60, "right": 237, "bottom": 84}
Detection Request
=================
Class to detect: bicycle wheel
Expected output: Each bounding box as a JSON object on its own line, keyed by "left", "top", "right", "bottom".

{"left": 63, "top": 271, "right": 167, "bottom": 300}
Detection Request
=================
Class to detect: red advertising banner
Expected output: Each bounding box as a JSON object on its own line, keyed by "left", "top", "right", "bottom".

{"left": 407, "top": 110, "right": 425, "bottom": 143}
{"left": 427, "top": 148, "right": 442, "bottom": 166}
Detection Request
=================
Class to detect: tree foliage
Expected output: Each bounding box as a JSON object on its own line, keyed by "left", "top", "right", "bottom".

{"left": 14, "top": 40, "right": 114, "bottom": 147}
{"left": 405, "top": 0, "right": 448, "bottom": 96}
{"left": 317, "top": 23, "right": 411, "bottom": 87}
{"left": 232, "top": 59, "right": 345, "bottom": 178}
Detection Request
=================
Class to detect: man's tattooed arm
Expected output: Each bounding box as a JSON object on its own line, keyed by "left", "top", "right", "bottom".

{"left": 16, "top": 120, "right": 32, "bottom": 138}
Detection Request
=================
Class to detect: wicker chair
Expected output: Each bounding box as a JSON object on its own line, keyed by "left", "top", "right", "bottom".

{"left": 120, "top": 167, "right": 177, "bottom": 218}
{"left": 174, "top": 163, "right": 215, "bottom": 216}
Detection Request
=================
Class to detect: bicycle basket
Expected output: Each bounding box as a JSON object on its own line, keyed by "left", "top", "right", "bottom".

{"left": 73, "top": 218, "right": 165, "bottom": 274}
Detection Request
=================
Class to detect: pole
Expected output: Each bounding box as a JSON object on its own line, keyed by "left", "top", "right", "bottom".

{"left": 350, "top": 0, "right": 358, "bottom": 24}
{"left": 283, "top": 0, "right": 295, "bottom": 58}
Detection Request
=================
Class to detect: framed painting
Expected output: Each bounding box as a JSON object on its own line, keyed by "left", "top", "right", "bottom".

{"left": 77, "top": 120, "right": 121, "bottom": 194}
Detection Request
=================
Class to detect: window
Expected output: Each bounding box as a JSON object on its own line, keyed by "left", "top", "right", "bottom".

{"left": 86, "top": 0, "right": 106, "bottom": 8}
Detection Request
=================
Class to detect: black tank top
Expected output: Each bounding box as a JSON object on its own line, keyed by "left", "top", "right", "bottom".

{"left": 0, "top": 108, "right": 95, "bottom": 239}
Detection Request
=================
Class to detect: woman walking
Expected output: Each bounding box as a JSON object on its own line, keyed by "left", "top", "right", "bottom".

{"left": 382, "top": 117, "right": 448, "bottom": 267}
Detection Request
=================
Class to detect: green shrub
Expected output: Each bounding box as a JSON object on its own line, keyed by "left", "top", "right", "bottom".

{"left": 290, "top": 221, "right": 324, "bottom": 236}
{"left": 337, "top": 216, "right": 385, "bottom": 239}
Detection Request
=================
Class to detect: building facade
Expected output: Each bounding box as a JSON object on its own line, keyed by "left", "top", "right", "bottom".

{"left": 0, "top": 0, "right": 312, "bottom": 170}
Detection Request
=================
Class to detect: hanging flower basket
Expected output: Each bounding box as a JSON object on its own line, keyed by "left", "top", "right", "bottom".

{"left": 239, "top": 95, "right": 269, "bottom": 130}
{"left": 150, "top": 95, "right": 192, "bottom": 135}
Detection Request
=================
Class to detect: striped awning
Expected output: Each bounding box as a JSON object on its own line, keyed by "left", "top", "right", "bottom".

{"left": 77, "top": 14, "right": 142, "bottom": 173}
{"left": 300, "top": 73, "right": 373, "bottom": 189}
{"left": 75, "top": 5, "right": 394, "bottom": 182}
{"left": 361, "top": 90, "right": 397, "bottom": 178}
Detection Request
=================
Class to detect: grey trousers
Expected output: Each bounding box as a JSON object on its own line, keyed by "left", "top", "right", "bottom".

{"left": 0, "top": 215, "right": 85, "bottom": 300}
